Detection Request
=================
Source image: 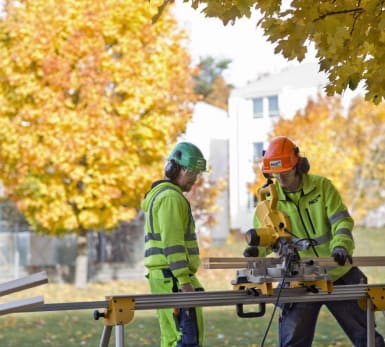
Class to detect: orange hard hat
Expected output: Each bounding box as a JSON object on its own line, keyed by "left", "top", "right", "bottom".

{"left": 262, "top": 136, "right": 300, "bottom": 173}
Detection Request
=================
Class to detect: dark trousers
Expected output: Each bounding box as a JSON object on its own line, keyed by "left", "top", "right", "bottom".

{"left": 176, "top": 307, "right": 200, "bottom": 347}
{"left": 279, "top": 267, "right": 385, "bottom": 347}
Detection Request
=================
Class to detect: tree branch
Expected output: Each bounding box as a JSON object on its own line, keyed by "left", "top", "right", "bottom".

{"left": 350, "top": 5, "right": 362, "bottom": 35}
{"left": 313, "top": 7, "right": 364, "bottom": 22}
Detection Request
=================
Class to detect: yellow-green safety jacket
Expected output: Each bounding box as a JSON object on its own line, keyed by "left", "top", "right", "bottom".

{"left": 141, "top": 180, "right": 200, "bottom": 285}
{"left": 254, "top": 174, "right": 355, "bottom": 282}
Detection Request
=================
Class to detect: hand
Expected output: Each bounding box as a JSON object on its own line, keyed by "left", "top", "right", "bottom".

{"left": 332, "top": 247, "right": 352, "bottom": 266}
{"left": 243, "top": 246, "right": 259, "bottom": 257}
{"left": 180, "top": 283, "right": 194, "bottom": 292}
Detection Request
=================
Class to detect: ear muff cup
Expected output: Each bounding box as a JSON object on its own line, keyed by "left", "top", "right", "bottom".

{"left": 165, "top": 159, "right": 181, "bottom": 180}
{"left": 292, "top": 146, "right": 310, "bottom": 174}
{"left": 298, "top": 157, "right": 310, "bottom": 174}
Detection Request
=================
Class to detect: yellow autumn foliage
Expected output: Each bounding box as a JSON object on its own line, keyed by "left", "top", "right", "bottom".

{"left": 0, "top": 0, "right": 197, "bottom": 235}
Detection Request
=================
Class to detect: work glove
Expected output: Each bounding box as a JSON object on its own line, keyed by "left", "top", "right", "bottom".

{"left": 243, "top": 246, "right": 259, "bottom": 257}
{"left": 180, "top": 283, "right": 194, "bottom": 292}
{"left": 332, "top": 247, "right": 352, "bottom": 266}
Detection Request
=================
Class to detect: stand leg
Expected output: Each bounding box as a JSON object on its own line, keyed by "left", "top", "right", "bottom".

{"left": 115, "top": 324, "right": 125, "bottom": 347}
{"left": 99, "top": 326, "right": 112, "bottom": 347}
{"left": 367, "top": 298, "right": 375, "bottom": 347}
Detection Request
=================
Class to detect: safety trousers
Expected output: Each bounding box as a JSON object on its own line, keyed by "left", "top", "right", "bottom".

{"left": 147, "top": 269, "right": 205, "bottom": 347}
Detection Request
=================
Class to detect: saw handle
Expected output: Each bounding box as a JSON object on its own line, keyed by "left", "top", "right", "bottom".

{"left": 236, "top": 303, "right": 266, "bottom": 318}
{"left": 257, "top": 183, "right": 278, "bottom": 209}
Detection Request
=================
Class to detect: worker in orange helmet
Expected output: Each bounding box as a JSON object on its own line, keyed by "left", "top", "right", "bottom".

{"left": 249, "top": 136, "right": 385, "bottom": 347}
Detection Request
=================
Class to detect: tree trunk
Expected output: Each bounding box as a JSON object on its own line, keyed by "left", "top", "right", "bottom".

{"left": 74, "top": 234, "right": 88, "bottom": 288}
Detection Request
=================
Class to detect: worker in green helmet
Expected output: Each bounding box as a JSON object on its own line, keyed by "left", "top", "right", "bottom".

{"left": 141, "top": 142, "right": 207, "bottom": 347}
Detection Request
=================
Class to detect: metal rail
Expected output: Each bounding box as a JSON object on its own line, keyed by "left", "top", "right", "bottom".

{"left": 204, "top": 256, "right": 385, "bottom": 269}
{"left": 0, "top": 272, "right": 48, "bottom": 315}
{"left": 0, "top": 272, "right": 48, "bottom": 296}
{"left": 7, "top": 277, "right": 385, "bottom": 347}
{"left": 17, "top": 283, "right": 383, "bottom": 312}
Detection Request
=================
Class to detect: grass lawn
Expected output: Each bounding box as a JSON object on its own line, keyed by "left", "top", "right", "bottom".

{"left": 0, "top": 227, "right": 384, "bottom": 346}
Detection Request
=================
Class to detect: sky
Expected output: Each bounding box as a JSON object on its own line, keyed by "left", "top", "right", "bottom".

{"left": 172, "top": 1, "right": 317, "bottom": 88}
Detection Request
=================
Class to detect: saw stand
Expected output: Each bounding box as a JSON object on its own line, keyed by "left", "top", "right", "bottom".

{"left": 91, "top": 283, "right": 385, "bottom": 347}
{"left": 2, "top": 265, "right": 384, "bottom": 347}
{"left": 94, "top": 296, "right": 135, "bottom": 347}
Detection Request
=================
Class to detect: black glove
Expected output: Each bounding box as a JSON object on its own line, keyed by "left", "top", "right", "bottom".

{"left": 332, "top": 247, "right": 352, "bottom": 266}
{"left": 243, "top": 246, "right": 259, "bottom": 257}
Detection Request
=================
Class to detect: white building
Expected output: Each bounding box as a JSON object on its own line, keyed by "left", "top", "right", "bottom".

{"left": 180, "top": 102, "right": 230, "bottom": 243}
{"left": 227, "top": 62, "right": 361, "bottom": 232}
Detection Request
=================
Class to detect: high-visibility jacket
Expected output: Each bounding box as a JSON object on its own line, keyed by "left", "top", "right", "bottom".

{"left": 141, "top": 180, "right": 200, "bottom": 285}
{"left": 254, "top": 174, "right": 355, "bottom": 282}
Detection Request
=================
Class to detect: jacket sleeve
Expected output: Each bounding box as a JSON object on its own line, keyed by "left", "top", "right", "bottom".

{"left": 158, "top": 195, "right": 192, "bottom": 285}
{"left": 323, "top": 179, "right": 355, "bottom": 254}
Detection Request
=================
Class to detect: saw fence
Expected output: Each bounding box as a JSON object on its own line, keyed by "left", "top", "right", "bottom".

{"left": 1, "top": 256, "right": 385, "bottom": 347}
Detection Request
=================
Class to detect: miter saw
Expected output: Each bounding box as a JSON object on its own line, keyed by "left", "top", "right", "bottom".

{"left": 231, "top": 180, "right": 332, "bottom": 296}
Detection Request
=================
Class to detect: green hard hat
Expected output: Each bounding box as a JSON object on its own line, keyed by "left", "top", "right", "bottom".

{"left": 168, "top": 142, "right": 207, "bottom": 171}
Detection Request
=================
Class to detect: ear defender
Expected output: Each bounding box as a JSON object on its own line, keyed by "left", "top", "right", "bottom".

{"left": 165, "top": 159, "right": 181, "bottom": 180}
{"left": 298, "top": 157, "right": 310, "bottom": 174}
{"left": 292, "top": 145, "right": 310, "bottom": 174}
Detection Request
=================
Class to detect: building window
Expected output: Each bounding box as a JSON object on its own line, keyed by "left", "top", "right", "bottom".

{"left": 252, "top": 97, "right": 263, "bottom": 118}
{"left": 253, "top": 142, "right": 264, "bottom": 161}
{"left": 268, "top": 95, "right": 279, "bottom": 117}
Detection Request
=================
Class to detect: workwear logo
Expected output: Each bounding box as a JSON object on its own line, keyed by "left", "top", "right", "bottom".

{"left": 269, "top": 160, "right": 282, "bottom": 169}
{"left": 196, "top": 158, "right": 206, "bottom": 170}
{"left": 309, "top": 194, "right": 321, "bottom": 204}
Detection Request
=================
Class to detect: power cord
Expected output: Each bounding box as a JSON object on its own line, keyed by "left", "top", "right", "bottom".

{"left": 287, "top": 229, "right": 320, "bottom": 257}
{"left": 259, "top": 255, "right": 293, "bottom": 347}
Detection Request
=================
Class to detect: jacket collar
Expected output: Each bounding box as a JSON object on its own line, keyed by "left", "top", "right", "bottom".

{"left": 144, "top": 180, "right": 182, "bottom": 199}
{"left": 301, "top": 174, "right": 317, "bottom": 195}
{"left": 276, "top": 174, "right": 317, "bottom": 200}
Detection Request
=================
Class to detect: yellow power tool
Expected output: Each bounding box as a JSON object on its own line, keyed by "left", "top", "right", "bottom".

{"left": 233, "top": 180, "right": 332, "bottom": 296}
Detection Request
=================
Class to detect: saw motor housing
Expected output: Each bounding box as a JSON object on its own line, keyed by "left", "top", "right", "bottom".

{"left": 245, "top": 183, "right": 292, "bottom": 254}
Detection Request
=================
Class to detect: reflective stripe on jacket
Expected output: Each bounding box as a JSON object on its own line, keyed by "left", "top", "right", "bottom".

{"left": 141, "top": 181, "right": 200, "bottom": 285}
{"left": 254, "top": 174, "right": 355, "bottom": 282}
